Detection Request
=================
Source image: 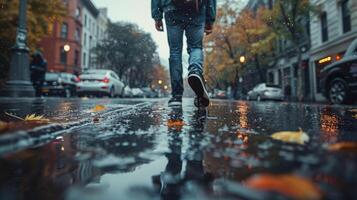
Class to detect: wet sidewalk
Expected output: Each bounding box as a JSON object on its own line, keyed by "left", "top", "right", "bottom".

{"left": 0, "top": 98, "right": 356, "bottom": 200}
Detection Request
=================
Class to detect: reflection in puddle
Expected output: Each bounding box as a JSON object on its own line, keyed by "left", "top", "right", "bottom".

{"left": 320, "top": 109, "right": 340, "bottom": 142}
{"left": 237, "top": 102, "right": 250, "bottom": 130}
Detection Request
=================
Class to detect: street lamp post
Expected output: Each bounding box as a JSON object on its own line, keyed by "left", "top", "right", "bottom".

{"left": 0, "top": 0, "right": 35, "bottom": 97}
{"left": 63, "top": 44, "right": 71, "bottom": 72}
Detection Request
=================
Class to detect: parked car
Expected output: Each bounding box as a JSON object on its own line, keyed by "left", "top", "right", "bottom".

{"left": 320, "top": 39, "right": 357, "bottom": 104}
{"left": 247, "top": 83, "right": 284, "bottom": 101}
{"left": 142, "top": 87, "right": 158, "bottom": 98}
{"left": 77, "top": 70, "right": 124, "bottom": 98}
{"left": 42, "top": 72, "right": 78, "bottom": 97}
{"left": 131, "top": 88, "right": 145, "bottom": 98}
{"left": 123, "top": 86, "right": 133, "bottom": 98}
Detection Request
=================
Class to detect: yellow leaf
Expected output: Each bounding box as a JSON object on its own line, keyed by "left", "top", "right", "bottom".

{"left": 271, "top": 129, "right": 309, "bottom": 145}
{"left": 328, "top": 142, "right": 357, "bottom": 152}
{"left": 349, "top": 109, "right": 357, "bottom": 113}
{"left": 352, "top": 114, "right": 357, "bottom": 119}
{"left": 92, "top": 105, "right": 106, "bottom": 112}
{"left": 24, "top": 114, "right": 50, "bottom": 123}
{"left": 245, "top": 174, "right": 322, "bottom": 200}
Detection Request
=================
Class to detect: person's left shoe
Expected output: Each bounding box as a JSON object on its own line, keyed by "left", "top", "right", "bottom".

{"left": 188, "top": 69, "right": 210, "bottom": 108}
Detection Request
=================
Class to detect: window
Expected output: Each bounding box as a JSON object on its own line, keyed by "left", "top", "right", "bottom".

{"left": 84, "top": 33, "right": 87, "bottom": 47}
{"left": 75, "top": 50, "right": 79, "bottom": 66}
{"left": 84, "top": 14, "right": 87, "bottom": 27}
{"left": 75, "top": 28, "right": 81, "bottom": 41}
{"left": 61, "top": 23, "right": 68, "bottom": 39}
{"left": 341, "top": 0, "right": 351, "bottom": 33}
{"left": 83, "top": 52, "right": 86, "bottom": 66}
{"left": 60, "top": 47, "right": 67, "bottom": 64}
{"left": 75, "top": 7, "right": 81, "bottom": 19}
{"left": 320, "top": 12, "right": 328, "bottom": 42}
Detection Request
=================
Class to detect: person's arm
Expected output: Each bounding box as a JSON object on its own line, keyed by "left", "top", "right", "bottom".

{"left": 152, "top": 0, "right": 163, "bottom": 21}
{"left": 205, "top": 0, "right": 216, "bottom": 35}
{"left": 205, "top": 0, "right": 216, "bottom": 25}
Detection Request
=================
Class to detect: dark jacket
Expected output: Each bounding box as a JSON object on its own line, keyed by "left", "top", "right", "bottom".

{"left": 151, "top": 0, "right": 216, "bottom": 25}
{"left": 30, "top": 55, "right": 47, "bottom": 82}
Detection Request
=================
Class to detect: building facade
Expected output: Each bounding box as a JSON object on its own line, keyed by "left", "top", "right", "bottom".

{"left": 81, "top": 1, "right": 109, "bottom": 71}
{"left": 40, "top": 0, "right": 83, "bottom": 74}
{"left": 309, "top": 0, "right": 357, "bottom": 101}
{"left": 39, "top": 0, "right": 108, "bottom": 74}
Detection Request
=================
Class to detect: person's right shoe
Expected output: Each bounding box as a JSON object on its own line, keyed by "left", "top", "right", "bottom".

{"left": 168, "top": 96, "right": 182, "bottom": 107}
{"left": 188, "top": 69, "right": 210, "bottom": 108}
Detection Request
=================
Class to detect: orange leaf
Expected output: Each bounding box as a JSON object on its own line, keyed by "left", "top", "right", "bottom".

{"left": 92, "top": 105, "right": 106, "bottom": 112}
{"left": 245, "top": 174, "right": 322, "bottom": 200}
{"left": 167, "top": 119, "right": 185, "bottom": 128}
{"left": 0, "top": 121, "right": 9, "bottom": 132}
{"left": 328, "top": 142, "right": 357, "bottom": 152}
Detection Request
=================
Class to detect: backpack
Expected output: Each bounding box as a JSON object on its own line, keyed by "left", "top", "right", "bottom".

{"left": 172, "top": 0, "right": 203, "bottom": 12}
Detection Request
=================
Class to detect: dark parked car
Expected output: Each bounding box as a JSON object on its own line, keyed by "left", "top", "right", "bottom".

{"left": 320, "top": 39, "right": 357, "bottom": 104}
{"left": 42, "top": 73, "right": 78, "bottom": 97}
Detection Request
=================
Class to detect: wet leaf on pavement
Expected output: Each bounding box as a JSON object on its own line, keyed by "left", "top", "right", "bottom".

{"left": 245, "top": 174, "right": 322, "bottom": 200}
{"left": 24, "top": 114, "right": 50, "bottom": 123}
{"left": 271, "top": 129, "right": 309, "bottom": 145}
{"left": 92, "top": 105, "right": 106, "bottom": 112}
{"left": 0, "top": 121, "right": 8, "bottom": 132}
{"left": 167, "top": 119, "right": 185, "bottom": 130}
{"left": 328, "top": 142, "right": 357, "bottom": 152}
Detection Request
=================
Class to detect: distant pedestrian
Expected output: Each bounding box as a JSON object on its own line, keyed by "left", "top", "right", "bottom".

{"left": 152, "top": 0, "right": 217, "bottom": 107}
{"left": 30, "top": 51, "right": 47, "bottom": 97}
{"left": 284, "top": 84, "right": 291, "bottom": 101}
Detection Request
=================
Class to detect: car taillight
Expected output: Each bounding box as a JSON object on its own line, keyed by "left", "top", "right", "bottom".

{"left": 102, "top": 77, "right": 110, "bottom": 83}
{"left": 75, "top": 77, "right": 81, "bottom": 83}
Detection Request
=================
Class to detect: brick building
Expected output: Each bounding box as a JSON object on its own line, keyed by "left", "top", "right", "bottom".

{"left": 39, "top": 0, "right": 83, "bottom": 74}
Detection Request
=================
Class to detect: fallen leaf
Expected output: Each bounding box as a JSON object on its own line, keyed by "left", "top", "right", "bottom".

{"left": 349, "top": 109, "right": 357, "bottom": 113}
{"left": 245, "top": 174, "right": 322, "bottom": 200}
{"left": 328, "top": 142, "right": 357, "bottom": 152}
{"left": 0, "top": 121, "right": 8, "bottom": 132}
{"left": 24, "top": 114, "right": 50, "bottom": 123}
{"left": 167, "top": 119, "right": 185, "bottom": 130}
{"left": 271, "top": 129, "right": 309, "bottom": 145}
{"left": 352, "top": 114, "right": 357, "bottom": 119}
{"left": 92, "top": 105, "right": 106, "bottom": 112}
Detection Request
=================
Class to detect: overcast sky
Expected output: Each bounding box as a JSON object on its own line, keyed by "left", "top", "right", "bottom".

{"left": 92, "top": 0, "right": 170, "bottom": 66}
{"left": 92, "top": 0, "right": 247, "bottom": 68}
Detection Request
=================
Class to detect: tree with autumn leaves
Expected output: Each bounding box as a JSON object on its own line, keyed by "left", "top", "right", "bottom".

{"left": 204, "top": 0, "right": 315, "bottom": 99}
{"left": 204, "top": 2, "right": 276, "bottom": 98}
{"left": 0, "top": 0, "right": 66, "bottom": 86}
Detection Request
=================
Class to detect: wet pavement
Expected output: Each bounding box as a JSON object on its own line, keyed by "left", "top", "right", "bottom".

{"left": 0, "top": 98, "right": 356, "bottom": 200}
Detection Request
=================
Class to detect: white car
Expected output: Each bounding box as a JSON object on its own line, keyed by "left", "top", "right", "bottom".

{"left": 131, "top": 88, "right": 144, "bottom": 98}
{"left": 77, "top": 70, "right": 124, "bottom": 98}
{"left": 123, "top": 86, "right": 133, "bottom": 98}
{"left": 247, "top": 83, "right": 284, "bottom": 101}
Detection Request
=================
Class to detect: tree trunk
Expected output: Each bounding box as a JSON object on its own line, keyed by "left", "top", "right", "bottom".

{"left": 254, "top": 55, "right": 265, "bottom": 83}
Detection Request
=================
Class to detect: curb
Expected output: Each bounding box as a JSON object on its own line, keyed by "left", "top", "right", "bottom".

{"left": 0, "top": 102, "right": 151, "bottom": 156}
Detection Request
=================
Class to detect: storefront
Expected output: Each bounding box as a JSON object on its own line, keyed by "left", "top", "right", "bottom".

{"left": 309, "top": 34, "right": 356, "bottom": 102}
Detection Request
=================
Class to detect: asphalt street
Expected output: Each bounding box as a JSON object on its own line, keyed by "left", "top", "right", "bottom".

{"left": 0, "top": 98, "right": 356, "bottom": 200}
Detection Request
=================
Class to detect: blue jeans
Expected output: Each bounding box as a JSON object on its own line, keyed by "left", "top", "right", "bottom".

{"left": 165, "top": 10, "right": 205, "bottom": 97}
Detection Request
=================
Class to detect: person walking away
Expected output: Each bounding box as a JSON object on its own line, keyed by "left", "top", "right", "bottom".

{"left": 152, "top": 0, "right": 216, "bottom": 107}
{"left": 30, "top": 51, "right": 47, "bottom": 97}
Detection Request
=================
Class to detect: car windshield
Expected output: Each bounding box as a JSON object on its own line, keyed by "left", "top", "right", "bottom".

{"left": 266, "top": 84, "right": 280, "bottom": 89}
{"left": 45, "top": 73, "right": 59, "bottom": 81}
{"left": 83, "top": 70, "right": 108, "bottom": 75}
